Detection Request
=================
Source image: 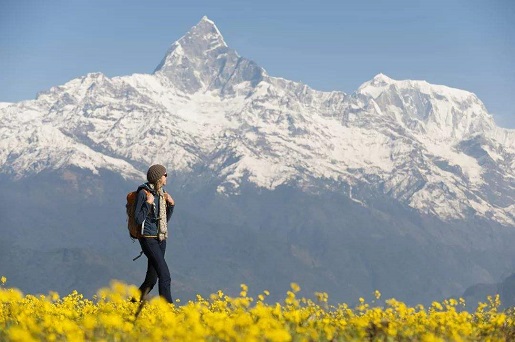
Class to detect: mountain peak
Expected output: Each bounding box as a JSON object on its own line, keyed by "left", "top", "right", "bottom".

{"left": 187, "top": 15, "right": 227, "bottom": 48}
{"left": 372, "top": 73, "right": 394, "bottom": 83}
{"left": 199, "top": 15, "right": 216, "bottom": 27}
{"left": 154, "top": 16, "right": 228, "bottom": 77}
{"left": 153, "top": 17, "right": 263, "bottom": 95}
{"left": 356, "top": 73, "right": 395, "bottom": 98}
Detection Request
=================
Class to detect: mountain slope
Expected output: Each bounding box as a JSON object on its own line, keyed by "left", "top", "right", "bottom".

{"left": 0, "top": 18, "right": 512, "bottom": 223}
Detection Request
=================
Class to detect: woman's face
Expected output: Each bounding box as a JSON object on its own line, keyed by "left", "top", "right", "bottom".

{"left": 158, "top": 174, "right": 167, "bottom": 187}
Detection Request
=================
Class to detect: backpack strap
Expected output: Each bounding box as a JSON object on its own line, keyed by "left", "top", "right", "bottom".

{"left": 141, "top": 188, "right": 160, "bottom": 222}
{"left": 133, "top": 251, "right": 144, "bottom": 261}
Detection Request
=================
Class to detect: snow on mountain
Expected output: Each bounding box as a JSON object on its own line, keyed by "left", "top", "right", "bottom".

{"left": 0, "top": 17, "right": 513, "bottom": 225}
{"left": 357, "top": 73, "right": 496, "bottom": 140}
{"left": 0, "top": 100, "right": 143, "bottom": 180}
{"left": 0, "top": 102, "right": 12, "bottom": 110}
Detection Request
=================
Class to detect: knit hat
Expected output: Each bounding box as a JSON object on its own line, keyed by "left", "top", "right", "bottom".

{"left": 147, "top": 164, "right": 166, "bottom": 184}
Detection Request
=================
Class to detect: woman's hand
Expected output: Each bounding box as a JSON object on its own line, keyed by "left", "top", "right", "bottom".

{"left": 164, "top": 193, "right": 175, "bottom": 206}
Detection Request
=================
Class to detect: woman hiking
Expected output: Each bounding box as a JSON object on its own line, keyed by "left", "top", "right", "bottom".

{"left": 134, "top": 164, "right": 175, "bottom": 303}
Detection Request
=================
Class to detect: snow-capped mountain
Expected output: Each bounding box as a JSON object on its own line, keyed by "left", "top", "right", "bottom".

{"left": 0, "top": 16, "right": 513, "bottom": 226}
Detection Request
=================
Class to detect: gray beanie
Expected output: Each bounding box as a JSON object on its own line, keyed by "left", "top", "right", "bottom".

{"left": 147, "top": 164, "right": 166, "bottom": 183}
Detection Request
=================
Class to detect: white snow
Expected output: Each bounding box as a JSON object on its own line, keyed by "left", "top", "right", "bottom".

{"left": 0, "top": 102, "right": 12, "bottom": 110}
{"left": 359, "top": 73, "right": 476, "bottom": 102}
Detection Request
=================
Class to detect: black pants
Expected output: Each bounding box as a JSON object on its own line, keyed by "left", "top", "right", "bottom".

{"left": 138, "top": 237, "right": 173, "bottom": 303}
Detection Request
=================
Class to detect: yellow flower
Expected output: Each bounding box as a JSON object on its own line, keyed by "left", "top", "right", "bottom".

{"left": 2, "top": 279, "right": 515, "bottom": 341}
{"left": 8, "top": 326, "right": 37, "bottom": 342}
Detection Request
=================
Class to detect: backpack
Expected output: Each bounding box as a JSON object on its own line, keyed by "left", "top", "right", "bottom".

{"left": 126, "top": 188, "right": 150, "bottom": 239}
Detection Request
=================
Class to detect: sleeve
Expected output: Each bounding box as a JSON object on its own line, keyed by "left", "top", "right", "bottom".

{"left": 135, "top": 189, "right": 151, "bottom": 225}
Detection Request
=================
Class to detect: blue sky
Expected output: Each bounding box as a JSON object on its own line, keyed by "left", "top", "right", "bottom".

{"left": 1, "top": 0, "right": 514, "bottom": 128}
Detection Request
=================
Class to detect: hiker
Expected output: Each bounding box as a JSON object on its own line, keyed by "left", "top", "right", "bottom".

{"left": 134, "top": 164, "right": 175, "bottom": 303}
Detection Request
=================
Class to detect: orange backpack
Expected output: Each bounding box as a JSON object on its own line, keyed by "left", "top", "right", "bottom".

{"left": 126, "top": 189, "right": 150, "bottom": 239}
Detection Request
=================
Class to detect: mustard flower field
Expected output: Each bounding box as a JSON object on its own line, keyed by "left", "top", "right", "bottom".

{"left": 1, "top": 276, "right": 514, "bottom": 341}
